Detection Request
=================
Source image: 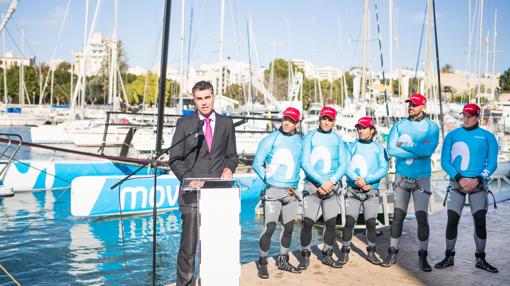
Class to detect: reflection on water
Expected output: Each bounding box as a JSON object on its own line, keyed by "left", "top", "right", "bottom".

{"left": 0, "top": 192, "right": 324, "bottom": 285}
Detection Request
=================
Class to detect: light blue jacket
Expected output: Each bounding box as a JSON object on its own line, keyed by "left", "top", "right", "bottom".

{"left": 346, "top": 140, "right": 389, "bottom": 189}
{"left": 301, "top": 129, "right": 349, "bottom": 185}
{"left": 252, "top": 130, "right": 303, "bottom": 188}
{"left": 387, "top": 116, "right": 439, "bottom": 178}
{"left": 441, "top": 126, "right": 498, "bottom": 181}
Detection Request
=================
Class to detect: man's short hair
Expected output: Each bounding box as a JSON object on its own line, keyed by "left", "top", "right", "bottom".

{"left": 192, "top": 81, "right": 214, "bottom": 96}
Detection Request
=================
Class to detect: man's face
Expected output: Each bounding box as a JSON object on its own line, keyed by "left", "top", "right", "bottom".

{"left": 357, "top": 126, "right": 374, "bottom": 141}
{"left": 407, "top": 102, "right": 425, "bottom": 118}
{"left": 282, "top": 116, "right": 298, "bottom": 133}
{"left": 462, "top": 112, "right": 479, "bottom": 128}
{"left": 319, "top": 116, "right": 334, "bottom": 132}
{"left": 193, "top": 88, "right": 215, "bottom": 117}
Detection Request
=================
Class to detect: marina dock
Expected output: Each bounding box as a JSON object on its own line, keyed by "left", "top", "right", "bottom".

{"left": 238, "top": 199, "right": 510, "bottom": 286}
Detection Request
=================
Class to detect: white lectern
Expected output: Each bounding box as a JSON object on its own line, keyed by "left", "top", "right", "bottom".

{"left": 182, "top": 178, "right": 240, "bottom": 286}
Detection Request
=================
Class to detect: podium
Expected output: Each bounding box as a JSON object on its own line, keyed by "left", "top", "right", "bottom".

{"left": 182, "top": 178, "right": 241, "bottom": 286}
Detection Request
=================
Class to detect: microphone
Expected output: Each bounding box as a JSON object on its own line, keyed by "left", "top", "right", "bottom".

{"left": 196, "top": 120, "right": 205, "bottom": 132}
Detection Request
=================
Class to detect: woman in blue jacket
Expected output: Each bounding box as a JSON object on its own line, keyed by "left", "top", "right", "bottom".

{"left": 339, "top": 117, "right": 389, "bottom": 266}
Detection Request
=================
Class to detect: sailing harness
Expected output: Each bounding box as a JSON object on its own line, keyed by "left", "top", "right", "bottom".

{"left": 345, "top": 186, "right": 378, "bottom": 202}
{"left": 393, "top": 175, "right": 431, "bottom": 195}
{"left": 443, "top": 180, "right": 497, "bottom": 209}
{"left": 260, "top": 185, "right": 302, "bottom": 203}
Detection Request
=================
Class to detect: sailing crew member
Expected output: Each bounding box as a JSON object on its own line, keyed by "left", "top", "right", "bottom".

{"left": 381, "top": 93, "right": 439, "bottom": 271}
{"left": 298, "top": 106, "right": 348, "bottom": 270}
{"left": 435, "top": 103, "right": 499, "bottom": 273}
{"left": 169, "top": 80, "right": 238, "bottom": 286}
{"left": 339, "top": 117, "right": 389, "bottom": 266}
{"left": 253, "top": 107, "right": 304, "bottom": 279}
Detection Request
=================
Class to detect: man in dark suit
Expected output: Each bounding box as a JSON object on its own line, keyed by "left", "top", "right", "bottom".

{"left": 169, "top": 80, "right": 238, "bottom": 286}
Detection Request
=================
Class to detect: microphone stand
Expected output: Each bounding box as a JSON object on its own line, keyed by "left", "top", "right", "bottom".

{"left": 110, "top": 124, "right": 203, "bottom": 190}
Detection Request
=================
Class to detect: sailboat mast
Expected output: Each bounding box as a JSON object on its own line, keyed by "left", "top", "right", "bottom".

{"left": 80, "top": 0, "right": 90, "bottom": 118}
{"left": 374, "top": 0, "right": 389, "bottom": 118}
{"left": 184, "top": 9, "right": 194, "bottom": 94}
{"left": 389, "top": 0, "right": 393, "bottom": 97}
{"left": 2, "top": 14, "right": 7, "bottom": 106}
{"left": 484, "top": 30, "right": 490, "bottom": 97}
{"left": 286, "top": 19, "right": 291, "bottom": 99}
{"left": 491, "top": 9, "right": 497, "bottom": 77}
{"left": 108, "top": 0, "right": 118, "bottom": 108}
{"left": 246, "top": 20, "right": 253, "bottom": 114}
{"left": 217, "top": 0, "right": 225, "bottom": 113}
{"left": 70, "top": 62, "right": 74, "bottom": 102}
{"left": 178, "top": 0, "right": 186, "bottom": 114}
{"left": 476, "top": 0, "right": 484, "bottom": 104}
{"left": 360, "top": 0, "right": 368, "bottom": 102}
{"left": 425, "top": 0, "right": 433, "bottom": 99}
{"left": 432, "top": 0, "right": 445, "bottom": 139}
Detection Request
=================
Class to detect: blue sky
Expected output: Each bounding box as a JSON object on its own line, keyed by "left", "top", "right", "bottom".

{"left": 1, "top": 0, "right": 509, "bottom": 73}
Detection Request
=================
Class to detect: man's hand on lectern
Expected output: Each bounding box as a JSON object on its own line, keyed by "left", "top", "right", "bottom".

{"left": 189, "top": 180, "right": 205, "bottom": 189}
{"left": 221, "top": 168, "right": 233, "bottom": 179}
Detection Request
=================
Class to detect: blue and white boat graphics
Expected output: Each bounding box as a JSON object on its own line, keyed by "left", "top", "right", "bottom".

{"left": 2, "top": 159, "right": 157, "bottom": 192}
{"left": 71, "top": 173, "right": 264, "bottom": 217}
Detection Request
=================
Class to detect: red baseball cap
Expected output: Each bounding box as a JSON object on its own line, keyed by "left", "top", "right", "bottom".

{"left": 319, "top": 106, "right": 337, "bottom": 120}
{"left": 405, "top": 93, "right": 427, "bottom": 106}
{"left": 355, "top": 117, "right": 374, "bottom": 128}
{"left": 461, "top": 103, "right": 481, "bottom": 116}
{"left": 282, "top": 107, "right": 301, "bottom": 122}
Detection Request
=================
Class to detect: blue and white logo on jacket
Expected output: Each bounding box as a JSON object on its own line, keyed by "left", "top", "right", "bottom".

{"left": 350, "top": 154, "right": 368, "bottom": 177}
{"left": 451, "top": 141, "right": 470, "bottom": 171}
{"left": 311, "top": 146, "right": 332, "bottom": 173}
{"left": 266, "top": 148, "right": 295, "bottom": 179}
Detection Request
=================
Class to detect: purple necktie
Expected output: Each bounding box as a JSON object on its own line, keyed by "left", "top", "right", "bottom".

{"left": 204, "top": 117, "right": 213, "bottom": 151}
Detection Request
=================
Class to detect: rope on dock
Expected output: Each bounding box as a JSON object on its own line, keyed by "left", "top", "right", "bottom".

{"left": 0, "top": 264, "right": 21, "bottom": 286}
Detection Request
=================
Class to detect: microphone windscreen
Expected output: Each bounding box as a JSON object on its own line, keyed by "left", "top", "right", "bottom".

{"left": 198, "top": 120, "right": 205, "bottom": 128}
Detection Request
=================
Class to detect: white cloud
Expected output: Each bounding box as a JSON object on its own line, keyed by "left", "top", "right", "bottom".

{"left": 29, "top": 5, "right": 67, "bottom": 28}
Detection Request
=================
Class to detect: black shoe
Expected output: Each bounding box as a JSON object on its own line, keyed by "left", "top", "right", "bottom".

{"left": 276, "top": 254, "right": 302, "bottom": 273}
{"left": 321, "top": 249, "right": 342, "bottom": 268}
{"left": 418, "top": 249, "right": 432, "bottom": 272}
{"left": 366, "top": 246, "right": 382, "bottom": 265}
{"left": 337, "top": 247, "right": 350, "bottom": 265}
{"left": 381, "top": 247, "right": 398, "bottom": 267}
{"left": 434, "top": 249, "right": 455, "bottom": 269}
{"left": 258, "top": 257, "right": 269, "bottom": 279}
{"left": 298, "top": 249, "right": 311, "bottom": 270}
{"left": 475, "top": 252, "right": 498, "bottom": 273}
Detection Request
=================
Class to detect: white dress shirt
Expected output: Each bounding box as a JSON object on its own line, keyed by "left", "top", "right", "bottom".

{"left": 198, "top": 112, "right": 216, "bottom": 136}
